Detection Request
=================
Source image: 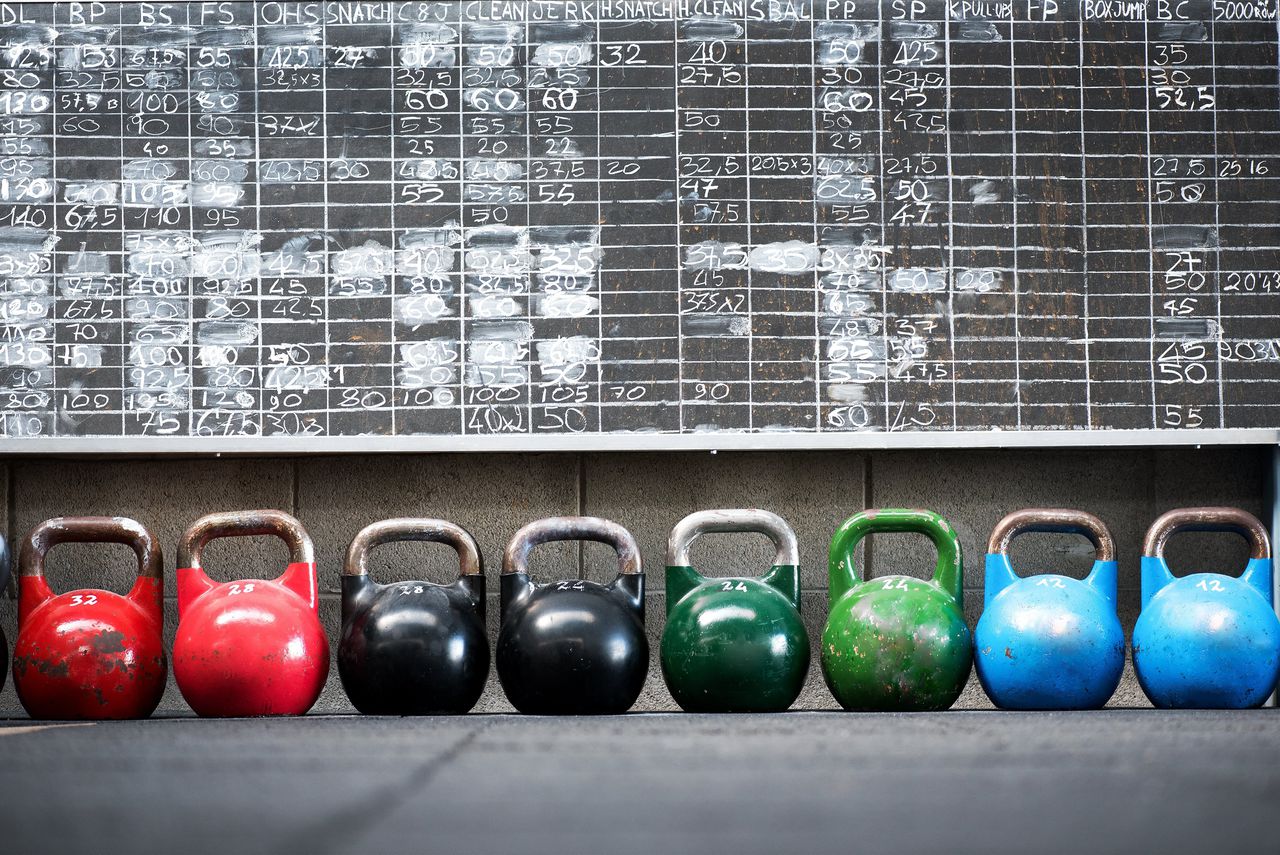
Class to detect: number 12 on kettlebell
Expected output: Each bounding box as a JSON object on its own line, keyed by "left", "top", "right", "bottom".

{"left": 822, "top": 509, "right": 971, "bottom": 712}
{"left": 661, "top": 510, "right": 808, "bottom": 713}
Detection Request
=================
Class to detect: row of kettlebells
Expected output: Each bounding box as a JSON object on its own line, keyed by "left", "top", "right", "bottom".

{"left": 1, "top": 504, "right": 1276, "bottom": 719}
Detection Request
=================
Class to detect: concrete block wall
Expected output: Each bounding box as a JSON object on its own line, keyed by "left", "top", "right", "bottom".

{"left": 0, "top": 445, "right": 1269, "bottom": 716}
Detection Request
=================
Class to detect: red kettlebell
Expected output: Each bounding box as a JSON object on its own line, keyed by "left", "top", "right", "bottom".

{"left": 12, "top": 517, "right": 166, "bottom": 720}
{"left": 173, "top": 510, "right": 329, "bottom": 717}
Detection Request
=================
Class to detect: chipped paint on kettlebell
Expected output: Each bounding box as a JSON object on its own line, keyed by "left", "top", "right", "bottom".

{"left": 821, "top": 508, "right": 971, "bottom": 712}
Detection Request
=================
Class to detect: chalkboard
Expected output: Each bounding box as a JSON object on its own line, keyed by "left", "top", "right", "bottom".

{"left": 0, "top": 0, "right": 1278, "bottom": 451}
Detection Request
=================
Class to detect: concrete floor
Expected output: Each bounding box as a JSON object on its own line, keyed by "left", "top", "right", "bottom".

{"left": 0, "top": 711, "right": 1276, "bottom": 855}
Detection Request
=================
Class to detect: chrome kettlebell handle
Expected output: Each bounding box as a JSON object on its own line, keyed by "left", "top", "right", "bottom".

{"left": 20, "top": 516, "right": 163, "bottom": 580}
{"left": 179, "top": 509, "right": 314, "bottom": 569}
{"left": 1143, "top": 507, "right": 1270, "bottom": 560}
{"left": 344, "top": 518, "right": 482, "bottom": 579}
{"left": 667, "top": 509, "right": 799, "bottom": 568}
{"left": 987, "top": 508, "right": 1115, "bottom": 562}
{"left": 503, "top": 516, "right": 641, "bottom": 578}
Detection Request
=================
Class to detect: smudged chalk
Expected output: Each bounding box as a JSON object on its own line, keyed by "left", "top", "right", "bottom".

{"left": 532, "top": 42, "right": 593, "bottom": 67}
{"left": 681, "top": 18, "right": 745, "bottom": 41}
{"left": 889, "top": 21, "right": 939, "bottom": 39}
{"left": 749, "top": 240, "right": 819, "bottom": 275}
{"left": 536, "top": 335, "right": 601, "bottom": 368}
{"left": 684, "top": 315, "right": 752, "bottom": 337}
{"left": 395, "top": 294, "right": 455, "bottom": 324}
{"left": 197, "top": 321, "right": 259, "bottom": 347}
{"left": 538, "top": 293, "right": 600, "bottom": 319}
{"left": 684, "top": 240, "right": 749, "bottom": 271}
{"left": 1152, "top": 226, "right": 1218, "bottom": 250}
{"left": 955, "top": 22, "right": 1003, "bottom": 42}
{"left": 265, "top": 365, "right": 329, "bottom": 392}
{"left": 816, "top": 22, "right": 880, "bottom": 41}
{"left": 888, "top": 268, "right": 947, "bottom": 293}
{"left": 1154, "top": 318, "right": 1218, "bottom": 341}
{"left": 1154, "top": 22, "right": 1208, "bottom": 41}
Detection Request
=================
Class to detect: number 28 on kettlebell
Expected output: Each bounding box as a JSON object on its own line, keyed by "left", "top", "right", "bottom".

{"left": 974, "top": 509, "right": 1124, "bottom": 710}
{"left": 173, "top": 510, "right": 329, "bottom": 717}
{"left": 661, "top": 509, "right": 808, "bottom": 713}
{"left": 13, "top": 518, "right": 166, "bottom": 720}
{"left": 1133, "top": 507, "right": 1280, "bottom": 709}
{"left": 822, "top": 509, "right": 971, "bottom": 711}
{"left": 339, "top": 518, "right": 489, "bottom": 715}
{"left": 496, "top": 517, "right": 648, "bottom": 715}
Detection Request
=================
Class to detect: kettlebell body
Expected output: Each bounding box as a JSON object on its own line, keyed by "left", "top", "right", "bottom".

{"left": 173, "top": 510, "right": 329, "bottom": 717}
{"left": 339, "top": 519, "right": 488, "bottom": 715}
{"left": 974, "top": 509, "right": 1124, "bottom": 710}
{"left": 496, "top": 517, "right": 647, "bottom": 715}
{"left": 822, "top": 509, "right": 971, "bottom": 711}
{"left": 12, "top": 518, "right": 166, "bottom": 720}
{"left": 661, "top": 510, "right": 808, "bottom": 713}
{"left": 1133, "top": 507, "right": 1279, "bottom": 709}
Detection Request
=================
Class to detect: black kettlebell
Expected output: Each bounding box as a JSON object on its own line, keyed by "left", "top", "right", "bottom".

{"left": 338, "top": 518, "right": 488, "bottom": 715}
{"left": 496, "top": 516, "right": 648, "bottom": 715}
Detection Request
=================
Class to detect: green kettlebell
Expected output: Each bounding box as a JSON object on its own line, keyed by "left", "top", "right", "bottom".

{"left": 661, "top": 509, "right": 809, "bottom": 713}
{"left": 822, "top": 508, "right": 971, "bottom": 711}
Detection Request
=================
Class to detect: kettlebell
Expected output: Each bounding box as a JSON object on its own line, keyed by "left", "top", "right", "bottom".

{"left": 12, "top": 517, "right": 166, "bottom": 720}
{"left": 1133, "top": 507, "right": 1280, "bottom": 709}
{"left": 173, "top": 510, "right": 329, "bottom": 717}
{"left": 496, "top": 516, "right": 647, "bottom": 714}
{"left": 339, "top": 518, "right": 489, "bottom": 715}
{"left": 822, "top": 508, "right": 971, "bottom": 711}
{"left": 974, "top": 509, "right": 1124, "bottom": 710}
{"left": 661, "top": 509, "right": 808, "bottom": 713}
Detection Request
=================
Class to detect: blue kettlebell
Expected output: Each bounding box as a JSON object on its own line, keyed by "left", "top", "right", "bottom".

{"left": 1133, "top": 507, "right": 1280, "bottom": 709}
{"left": 975, "top": 508, "right": 1124, "bottom": 710}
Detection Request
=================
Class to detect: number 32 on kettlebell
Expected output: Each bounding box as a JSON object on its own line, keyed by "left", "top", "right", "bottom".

{"left": 822, "top": 508, "right": 971, "bottom": 712}
{"left": 661, "top": 509, "right": 808, "bottom": 713}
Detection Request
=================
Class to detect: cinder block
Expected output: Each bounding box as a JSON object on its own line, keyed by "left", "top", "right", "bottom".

{"left": 0, "top": 606, "right": 17, "bottom": 716}
{"left": 297, "top": 454, "right": 580, "bottom": 596}
{"left": 867, "top": 449, "right": 1156, "bottom": 593}
{"left": 11, "top": 458, "right": 294, "bottom": 593}
{"left": 582, "top": 451, "right": 866, "bottom": 590}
